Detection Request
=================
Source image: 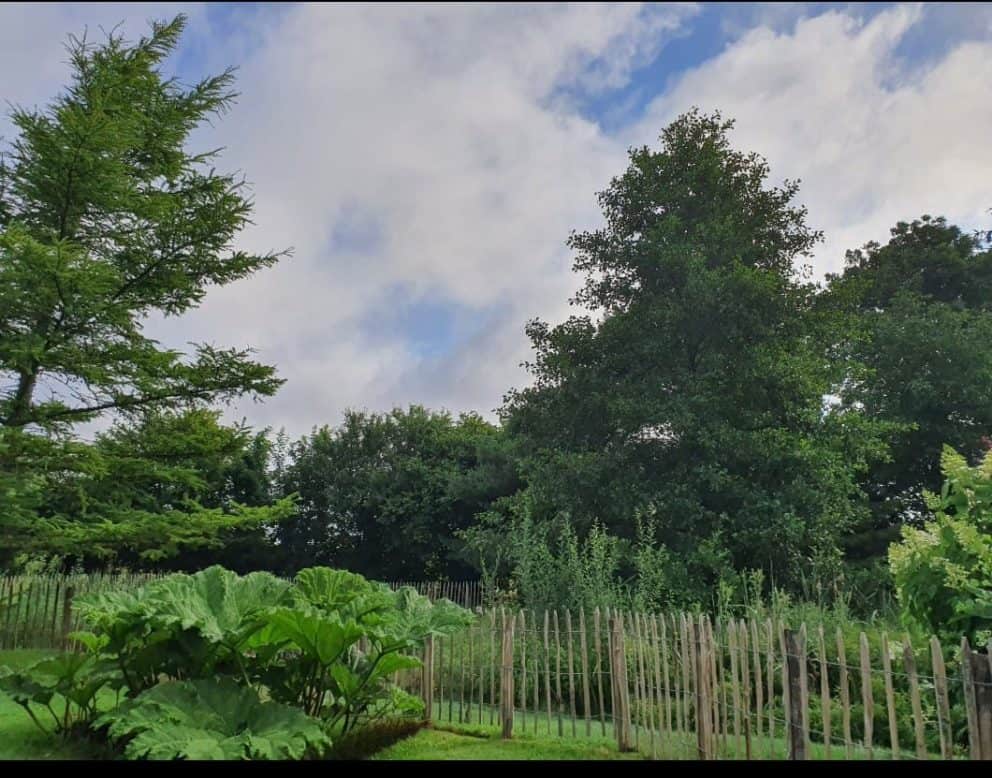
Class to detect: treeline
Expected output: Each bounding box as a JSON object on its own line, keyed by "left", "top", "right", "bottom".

{"left": 2, "top": 17, "right": 991, "bottom": 613}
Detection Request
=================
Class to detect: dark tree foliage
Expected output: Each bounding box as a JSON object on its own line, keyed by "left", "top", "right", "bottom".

{"left": 824, "top": 216, "right": 992, "bottom": 559}
{"left": 502, "top": 110, "right": 888, "bottom": 591}
{"left": 0, "top": 16, "right": 291, "bottom": 562}
{"left": 276, "top": 406, "right": 521, "bottom": 580}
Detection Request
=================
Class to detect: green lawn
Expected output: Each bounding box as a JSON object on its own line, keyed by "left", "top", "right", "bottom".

{"left": 373, "top": 725, "right": 647, "bottom": 760}
{"left": 422, "top": 700, "right": 934, "bottom": 761}
{"left": 0, "top": 650, "right": 104, "bottom": 760}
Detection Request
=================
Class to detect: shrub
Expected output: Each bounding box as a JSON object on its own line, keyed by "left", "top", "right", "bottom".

{"left": 890, "top": 445, "right": 992, "bottom": 647}
{"left": 0, "top": 565, "right": 474, "bottom": 760}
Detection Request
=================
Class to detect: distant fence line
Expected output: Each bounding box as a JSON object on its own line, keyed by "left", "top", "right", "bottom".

{"left": 0, "top": 572, "right": 484, "bottom": 650}
{"left": 395, "top": 608, "right": 992, "bottom": 761}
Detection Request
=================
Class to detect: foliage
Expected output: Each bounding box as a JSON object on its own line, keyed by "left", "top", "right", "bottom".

{"left": 890, "top": 445, "right": 992, "bottom": 647}
{"left": 96, "top": 678, "right": 330, "bottom": 760}
{"left": 73, "top": 566, "right": 292, "bottom": 693}
{"left": 0, "top": 652, "right": 120, "bottom": 737}
{"left": 0, "top": 565, "right": 475, "bottom": 760}
{"left": 501, "top": 108, "right": 889, "bottom": 599}
{"left": 0, "top": 14, "right": 289, "bottom": 564}
{"left": 824, "top": 216, "right": 992, "bottom": 558}
{"left": 277, "top": 406, "right": 520, "bottom": 579}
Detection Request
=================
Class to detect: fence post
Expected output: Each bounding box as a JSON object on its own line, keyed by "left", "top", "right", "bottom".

{"left": 500, "top": 612, "right": 515, "bottom": 739}
{"left": 610, "top": 614, "right": 633, "bottom": 752}
{"left": 422, "top": 635, "right": 434, "bottom": 724}
{"left": 60, "top": 584, "right": 75, "bottom": 650}
{"left": 962, "top": 640, "right": 992, "bottom": 760}
{"left": 784, "top": 629, "right": 807, "bottom": 760}
{"left": 693, "top": 618, "right": 709, "bottom": 760}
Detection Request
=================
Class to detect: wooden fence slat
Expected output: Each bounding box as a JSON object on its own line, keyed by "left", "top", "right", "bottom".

{"left": 553, "top": 609, "right": 564, "bottom": 737}
{"left": 881, "top": 633, "right": 899, "bottom": 758}
{"left": 612, "top": 613, "right": 632, "bottom": 752}
{"left": 648, "top": 614, "right": 663, "bottom": 756}
{"left": 717, "top": 618, "right": 727, "bottom": 751}
{"left": 38, "top": 576, "right": 52, "bottom": 649}
{"left": 477, "top": 616, "right": 484, "bottom": 725}
{"left": 976, "top": 639, "right": 992, "bottom": 759}
{"left": 459, "top": 615, "right": 467, "bottom": 721}
{"left": 901, "top": 636, "right": 926, "bottom": 760}
{"left": 693, "top": 617, "right": 708, "bottom": 760}
{"left": 447, "top": 631, "right": 455, "bottom": 722}
{"left": 750, "top": 619, "right": 763, "bottom": 752}
{"left": 422, "top": 635, "right": 434, "bottom": 724}
{"left": 543, "top": 610, "right": 553, "bottom": 735}
{"left": 659, "top": 614, "right": 672, "bottom": 738}
{"left": 702, "top": 617, "right": 715, "bottom": 759}
{"left": 500, "top": 613, "right": 515, "bottom": 739}
{"left": 785, "top": 629, "right": 807, "bottom": 760}
{"left": 579, "top": 609, "right": 592, "bottom": 737}
{"left": 1, "top": 577, "right": 11, "bottom": 650}
{"left": 669, "top": 614, "right": 681, "bottom": 742}
{"left": 739, "top": 620, "right": 752, "bottom": 760}
{"left": 817, "top": 625, "right": 831, "bottom": 761}
{"left": 49, "top": 578, "right": 61, "bottom": 648}
{"left": 566, "top": 609, "right": 577, "bottom": 738}
{"left": 779, "top": 621, "right": 790, "bottom": 759}
{"left": 594, "top": 607, "right": 606, "bottom": 736}
{"left": 532, "top": 609, "right": 540, "bottom": 734}
{"left": 519, "top": 610, "right": 527, "bottom": 726}
{"left": 631, "top": 613, "right": 644, "bottom": 750}
{"left": 489, "top": 609, "right": 497, "bottom": 725}
{"left": 532, "top": 611, "right": 540, "bottom": 734}
{"left": 766, "top": 618, "right": 776, "bottom": 759}
{"left": 468, "top": 616, "right": 476, "bottom": 722}
{"left": 931, "top": 636, "right": 952, "bottom": 760}
{"left": 963, "top": 638, "right": 981, "bottom": 760}
{"left": 680, "top": 613, "right": 691, "bottom": 746}
{"left": 859, "top": 632, "right": 874, "bottom": 760}
{"left": 60, "top": 584, "right": 75, "bottom": 651}
{"left": 729, "top": 620, "right": 742, "bottom": 757}
{"left": 837, "top": 627, "right": 853, "bottom": 759}
{"left": 437, "top": 630, "right": 445, "bottom": 723}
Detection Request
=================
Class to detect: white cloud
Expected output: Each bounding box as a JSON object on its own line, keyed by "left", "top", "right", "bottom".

{"left": 3, "top": 3, "right": 991, "bottom": 439}
{"left": 631, "top": 4, "right": 992, "bottom": 279}
{"left": 142, "top": 3, "right": 698, "bottom": 434}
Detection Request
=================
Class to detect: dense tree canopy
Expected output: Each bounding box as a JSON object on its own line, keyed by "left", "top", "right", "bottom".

{"left": 276, "top": 406, "right": 520, "bottom": 580}
{"left": 824, "top": 217, "right": 992, "bottom": 560}
{"left": 0, "top": 16, "right": 291, "bottom": 562}
{"left": 502, "top": 110, "right": 888, "bottom": 593}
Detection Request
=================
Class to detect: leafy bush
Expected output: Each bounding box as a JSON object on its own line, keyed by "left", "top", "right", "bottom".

{"left": 890, "top": 445, "right": 992, "bottom": 646}
{"left": 0, "top": 652, "right": 121, "bottom": 737}
{"left": 0, "top": 565, "right": 474, "bottom": 760}
{"left": 96, "top": 678, "right": 330, "bottom": 760}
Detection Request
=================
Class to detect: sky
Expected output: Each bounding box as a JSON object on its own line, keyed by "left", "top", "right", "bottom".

{"left": 2, "top": 2, "right": 991, "bottom": 438}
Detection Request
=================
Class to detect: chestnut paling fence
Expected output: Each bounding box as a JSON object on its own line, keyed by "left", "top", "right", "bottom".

{"left": 3, "top": 574, "right": 992, "bottom": 760}
{"left": 0, "top": 573, "right": 483, "bottom": 650}
{"left": 399, "top": 608, "right": 992, "bottom": 761}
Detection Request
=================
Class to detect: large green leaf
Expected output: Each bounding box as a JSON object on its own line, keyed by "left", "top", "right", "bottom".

{"left": 292, "top": 567, "right": 394, "bottom": 621}
{"left": 98, "top": 678, "right": 330, "bottom": 760}
{"left": 264, "top": 607, "right": 366, "bottom": 666}
{"left": 142, "top": 566, "right": 292, "bottom": 645}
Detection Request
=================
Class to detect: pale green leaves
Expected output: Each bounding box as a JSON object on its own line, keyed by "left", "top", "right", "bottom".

{"left": 97, "top": 678, "right": 330, "bottom": 760}
{"left": 890, "top": 446, "right": 992, "bottom": 646}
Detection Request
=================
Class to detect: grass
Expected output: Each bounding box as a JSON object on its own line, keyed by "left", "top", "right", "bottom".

{"left": 420, "top": 699, "right": 939, "bottom": 761}
{"left": 373, "top": 725, "right": 647, "bottom": 761}
{"left": 0, "top": 650, "right": 105, "bottom": 760}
